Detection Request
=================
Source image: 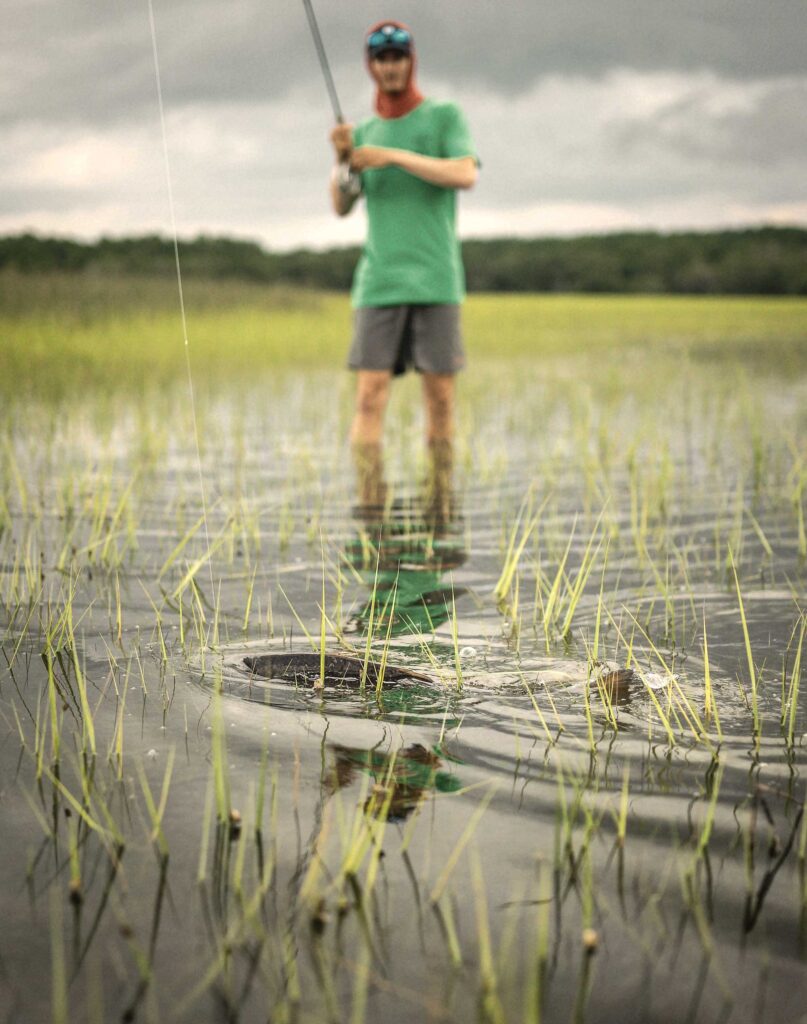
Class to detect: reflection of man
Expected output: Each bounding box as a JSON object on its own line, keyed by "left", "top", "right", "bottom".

{"left": 344, "top": 456, "right": 467, "bottom": 637}
{"left": 326, "top": 743, "right": 462, "bottom": 822}
{"left": 329, "top": 21, "right": 478, "bottom": 473}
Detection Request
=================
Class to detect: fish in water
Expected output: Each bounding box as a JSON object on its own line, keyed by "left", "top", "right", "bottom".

{"left": 242, "top": 652, "right": 434, "bottom": 688}
{"left": 589, "top": 667, "right": 636, "bottom": 702}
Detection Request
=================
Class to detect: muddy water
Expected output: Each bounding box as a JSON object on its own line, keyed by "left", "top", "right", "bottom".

{"left": 1, "top": 355, "right": 806, "bottom": 1023}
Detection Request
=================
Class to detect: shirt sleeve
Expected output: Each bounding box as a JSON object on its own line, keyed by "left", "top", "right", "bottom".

{"left": 439, "top": 103, "right": 478, "bottom": 164}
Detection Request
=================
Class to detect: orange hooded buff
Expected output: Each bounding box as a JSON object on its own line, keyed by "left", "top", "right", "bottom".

{"left": 365, "top": 19, "right": 424, "bottom": 119}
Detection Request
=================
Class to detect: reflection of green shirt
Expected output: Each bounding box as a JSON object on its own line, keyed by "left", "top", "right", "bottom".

{"left": 351, "top": 99, "right": 477, "bottom": 308}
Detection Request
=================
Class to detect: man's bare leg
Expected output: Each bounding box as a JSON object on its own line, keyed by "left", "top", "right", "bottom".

{"left": 351, "top": 370, "right": 392, "bottom": 509}
{"left": 353, "top": 440, "right": 387, "bottom": 512}
{"left": 422, "top": 372, "right": 455, "bottom": 445}
{"left": 422, "top": 372, "right": 456, "bottom": 521}
{"left": 351, "top": 370, "right": 392, "bottom": 446}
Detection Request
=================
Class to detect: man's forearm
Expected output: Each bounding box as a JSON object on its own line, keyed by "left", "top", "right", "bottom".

{"left": 386, "top": 151, "right": 477, "bottom": 189}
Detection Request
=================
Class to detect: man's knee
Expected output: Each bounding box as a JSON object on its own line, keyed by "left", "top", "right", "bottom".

{"left": 355, "top": 373, "right": 391, "bottom": 417}
{"left": 424, "top": 376, "right": 455, "bottom": 421}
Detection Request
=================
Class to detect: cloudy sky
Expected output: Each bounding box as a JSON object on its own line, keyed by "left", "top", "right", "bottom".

{"left": 4, "top": 0, "right": 806, "bottom": 250}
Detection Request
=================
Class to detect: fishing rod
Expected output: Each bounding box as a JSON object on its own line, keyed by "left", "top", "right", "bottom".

{"left": 300, "top": 0, "right": 361, "bottom": 196}
{"left": 301, "top": 0, "right": 344, "bottom": 124}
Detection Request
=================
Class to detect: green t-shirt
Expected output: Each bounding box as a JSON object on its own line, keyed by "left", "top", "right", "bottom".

{"left": 351, "top": 99, "right": 477, "bottom": 308}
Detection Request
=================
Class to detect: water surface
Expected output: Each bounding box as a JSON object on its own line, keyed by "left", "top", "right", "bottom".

{"left": 1, "top": 349, "right": 806, "bottom": 1023}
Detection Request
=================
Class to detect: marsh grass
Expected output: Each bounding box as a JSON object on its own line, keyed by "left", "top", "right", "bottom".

{"left": 3, "top": 271, "right": 807, "bottom": 402}
{"left": 0, "top": 282, "right": 806, "bottom": 1023}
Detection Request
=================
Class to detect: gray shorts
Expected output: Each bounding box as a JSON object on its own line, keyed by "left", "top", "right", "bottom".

{"left": 348, "top": 304, "right": 466, "bottom": 377}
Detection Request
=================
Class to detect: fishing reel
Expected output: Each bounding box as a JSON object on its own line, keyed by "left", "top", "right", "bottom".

{"left": 336, "top": 161, "right": 362, "bottom": 198}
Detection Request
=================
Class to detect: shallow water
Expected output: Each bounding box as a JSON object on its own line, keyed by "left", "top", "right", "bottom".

{"left": 1, "top": 351, "right": 806, "bottom": 1023}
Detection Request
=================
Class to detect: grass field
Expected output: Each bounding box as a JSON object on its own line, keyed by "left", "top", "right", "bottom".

{"left": 3, "top": 270, "right": 806, "bottom": 401}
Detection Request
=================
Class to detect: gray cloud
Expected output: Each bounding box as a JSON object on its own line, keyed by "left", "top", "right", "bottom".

{"left": 455, "top": 71, "right": 807, "bottom": 209}
{"left": 3, "top": 1, "right": 805, "bottom": 245}
{"left": 610, "top": 78, "right": 807, "bottom": 169}
{"left": 5, "top": 0, "right": 807, "bottom": 128}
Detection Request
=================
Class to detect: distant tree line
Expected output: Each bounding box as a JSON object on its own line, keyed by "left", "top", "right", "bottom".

{"left": 2, "top": 227, "right": 806, "bottom": 294}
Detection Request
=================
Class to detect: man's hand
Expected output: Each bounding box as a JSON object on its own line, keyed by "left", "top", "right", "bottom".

{"left": 329, "top": 128, "right": 361, "bottom": 217}
{"left": 330, "top": 123, "right": 354, "bottom": 161}
{"left": 350, "top": 146, "right": 394, "bottom": 172}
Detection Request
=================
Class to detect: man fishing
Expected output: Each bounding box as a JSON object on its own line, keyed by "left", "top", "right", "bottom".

{"left": 328, "top": 20, "right": 478, "bottom": 499}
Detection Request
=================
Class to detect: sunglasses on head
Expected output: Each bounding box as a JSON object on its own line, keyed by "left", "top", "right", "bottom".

{"left": 367, "top": 25, "right": 412, "bottom": 52}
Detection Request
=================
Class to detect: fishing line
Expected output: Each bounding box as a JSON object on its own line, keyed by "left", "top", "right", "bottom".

{"left": 146, "top": 0, "right": 216, "bottom": 611}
